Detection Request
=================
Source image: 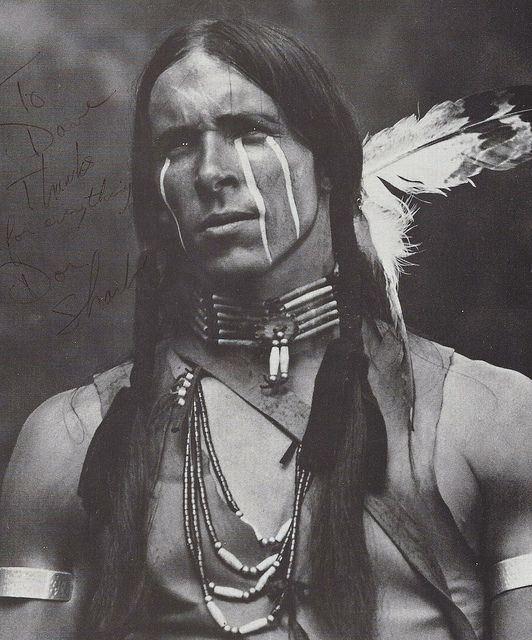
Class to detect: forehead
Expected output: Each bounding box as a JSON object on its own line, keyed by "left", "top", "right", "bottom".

{"left": 149, "top": 50, "right": 281, "bottom": 131}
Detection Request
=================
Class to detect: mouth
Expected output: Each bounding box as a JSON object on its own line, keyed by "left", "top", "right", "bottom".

{"left": 200, "top": 210, "right": 258, "bottom": 232}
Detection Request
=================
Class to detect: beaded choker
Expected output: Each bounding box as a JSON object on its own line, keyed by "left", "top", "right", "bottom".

{"left": 177, "top": 368, "right": 311, "bottom": 636}
{"left": 189, "top": 275, "right": 339, "bottom": 386}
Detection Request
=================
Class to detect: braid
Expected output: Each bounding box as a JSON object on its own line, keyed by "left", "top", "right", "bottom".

{"left": 303, "top": 201, "right": 388, "bottom": 640}
{"left": 129, "top": 249, "right": 161, "bottom": 406}
{"left": 80, "top": 249, "right": 161, "bottom": 635}
{"left": 334, "top": 201, "right": 389, "bottom": 489}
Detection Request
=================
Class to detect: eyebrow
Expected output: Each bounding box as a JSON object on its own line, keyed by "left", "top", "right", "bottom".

{"left": 220, "top": 111, "right": 282, "bottom": 127}
{"left": 152, "top": 110, "right": 283, "bottom": 147}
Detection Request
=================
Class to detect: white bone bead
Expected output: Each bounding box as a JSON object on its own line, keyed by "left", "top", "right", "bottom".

{"left": 275, "top": 518, "right": 292, "bottom": 542}
{"left": 177, "top": 398, "right": 185, "bottom": 406}
{"left": 238, "top": 617, "right": 270, "bottom": 634}
{"left": 255, "top": 565, "right": 276, "bottom": 592}
{"left": 217, "top": 547, "right": 244, "bottom": 571}
{"left": 283, "top": 285, "right": 332, "bottom": 310}
{"left": 280, "top": 345, "right": 289, "bottom": 376}
{"left": 213, "top": 585, "right": 245, "bottom": 600}
{"left": 269, "top": 346, "right": 280, "bottom": 379}
{"left": 206, "top": 600, "right": 227, "bottom": 627}
{"left": 256, "top": 554, "right": 278, "bottom": 572}
{"left": 177, "top": 387, "right": 187, "bottom": 397}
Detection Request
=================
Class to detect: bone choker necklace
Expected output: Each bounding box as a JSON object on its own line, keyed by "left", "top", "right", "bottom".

{"left": 189, "top": 275, "right": 340, "bottom": 386}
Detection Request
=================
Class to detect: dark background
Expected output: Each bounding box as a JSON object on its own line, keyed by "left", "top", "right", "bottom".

{"left": 1, "top": 0, "right": 531, "bottom": 476}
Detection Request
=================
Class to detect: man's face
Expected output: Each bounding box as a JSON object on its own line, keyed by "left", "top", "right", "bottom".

{"left": 149, "top": 50, "right": 328, "bottom": 283}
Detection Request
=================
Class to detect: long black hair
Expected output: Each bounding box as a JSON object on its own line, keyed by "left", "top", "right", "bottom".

{"left": 81, "top": 18, "right": 390, "bottom": 639}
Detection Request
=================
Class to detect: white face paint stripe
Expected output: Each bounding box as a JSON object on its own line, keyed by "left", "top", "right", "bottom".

{"left": 265, "top": 136, "right": 300, "bottom": 239}
{"left": 159, "top": 157, "right": 187, "bottom": 253}
{"left": 234, "top": 138, "right": 272, "bottom": 264}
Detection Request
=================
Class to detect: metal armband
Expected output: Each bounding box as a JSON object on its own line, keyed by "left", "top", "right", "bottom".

{"left": 491, "top": 553, "right": 532, "bottom": 598}
{"left": 0, "top": 567, "right": 73, "bottom": 601}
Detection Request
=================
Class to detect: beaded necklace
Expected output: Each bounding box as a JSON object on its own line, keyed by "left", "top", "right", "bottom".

{"left": 189, "top": 274, "right": 339, "bottom": 387}
{"left": 177, "top": 369, "right": 312, "bottom": 636}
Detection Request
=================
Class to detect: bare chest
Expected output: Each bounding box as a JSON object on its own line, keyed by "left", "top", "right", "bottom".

{"left": 199, "top": 376, "right": 297, "bottom": 538}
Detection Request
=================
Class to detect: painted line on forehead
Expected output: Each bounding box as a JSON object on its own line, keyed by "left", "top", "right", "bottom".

{"left": 234, "top": 137, "right": 272, "bottom": 264}
{"left": 265, "top": 136, "right": 300, "bottom": 239}
{"left": 159, "top": 157, "right": 187, "bottom": 253}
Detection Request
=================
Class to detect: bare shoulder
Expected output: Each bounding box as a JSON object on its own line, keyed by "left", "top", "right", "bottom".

{"left": 0, "top": 382, "right": 103, "bottom": 567}
{"left": 439, "top": 351, "right": 531, "bottom": 489}
{"left": 3, "top": 383, "right": 103, "bottom": 502}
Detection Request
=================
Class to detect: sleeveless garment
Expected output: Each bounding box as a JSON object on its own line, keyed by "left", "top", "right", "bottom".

{"left": 91, "top": 327, "right": 486, "bottom": 640}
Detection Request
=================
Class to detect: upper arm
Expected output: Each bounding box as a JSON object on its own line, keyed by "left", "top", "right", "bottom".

{"left": 460, "top": 363, "right": 531, "bottom": 562}
{"left": 441, "top": 357, "right": 531, "bottom": 559}
{"left": 440, "top": 357, "right": 532, "bottom": 639}
{"left": 0, "top": 384, "right": 102, "bottom": 639}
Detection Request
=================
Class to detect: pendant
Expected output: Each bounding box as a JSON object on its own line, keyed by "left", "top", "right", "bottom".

{"left": 255, "top": 315, "right": 298, "bottom": 387}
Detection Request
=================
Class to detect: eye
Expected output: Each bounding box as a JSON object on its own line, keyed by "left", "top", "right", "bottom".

{"left": 170, "top": 132, "right": 195, "bottom": 152}
{"left": 154, "top": 129, "right": 198, "bottom": 158}
{"left": 239, "top": 122, "right": 270, "bottom": 142}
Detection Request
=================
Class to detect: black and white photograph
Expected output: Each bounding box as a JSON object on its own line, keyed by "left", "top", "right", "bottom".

{"left": 0, "top": 1, "right": 531, "bottom": 638}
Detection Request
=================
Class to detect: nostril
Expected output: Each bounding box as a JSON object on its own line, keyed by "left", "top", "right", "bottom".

{"left": 216, "top": 175, "right": 239, "bottom": 189}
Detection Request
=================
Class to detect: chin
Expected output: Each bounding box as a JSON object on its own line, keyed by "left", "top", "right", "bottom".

{"left": 195, "top": 248, "right": 273, "bottom": 288}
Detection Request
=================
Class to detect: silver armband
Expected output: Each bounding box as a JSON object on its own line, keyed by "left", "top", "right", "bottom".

{"left": 0, "top": 567, "right": 73, "bottom": 601}
{"left": 491, "top": 553, "right": 532, "bottom": 598}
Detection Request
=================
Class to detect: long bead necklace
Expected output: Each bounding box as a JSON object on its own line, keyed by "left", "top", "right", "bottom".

{"left": 181, "top": 374, "right": 311, "bottom": 636}
{"left": 190, "top": 275, "right": 339, "bottom": 387}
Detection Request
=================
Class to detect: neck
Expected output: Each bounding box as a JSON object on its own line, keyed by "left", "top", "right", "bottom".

{"left": 185, "top": 272, "right": 340, "bottom": 388}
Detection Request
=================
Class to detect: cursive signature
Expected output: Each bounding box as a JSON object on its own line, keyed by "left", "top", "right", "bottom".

{"left": 52, "top": 250, "right": 146, "bottom": 335}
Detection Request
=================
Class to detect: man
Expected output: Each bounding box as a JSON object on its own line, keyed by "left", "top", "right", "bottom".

{"left": 1, "top": 19, "right": 531, "bottom": 640}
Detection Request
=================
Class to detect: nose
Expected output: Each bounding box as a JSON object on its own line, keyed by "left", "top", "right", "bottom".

{"left": 194, "top": 131, "right": 240, "bottom": 198}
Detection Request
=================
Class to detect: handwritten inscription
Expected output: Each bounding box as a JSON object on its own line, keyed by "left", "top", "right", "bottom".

{"left": 52, "top": 251, "right": 147, "bottom": 335}
{"left": 7, "top": 141, "right": 94, "bottom": 210}
{"left": 1, "top": 53, "right": 135, "bottom": 335}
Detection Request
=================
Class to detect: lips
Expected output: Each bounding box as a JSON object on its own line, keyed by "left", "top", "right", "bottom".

{"left": 199, "top": 210, "right": 258, "bottom": 231}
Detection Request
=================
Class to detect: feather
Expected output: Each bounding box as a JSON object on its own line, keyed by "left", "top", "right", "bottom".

{"left": 359, "top": 86, "right": 532, "bottom": 423}
{"left": 360, "top": 85, "right": 532, "bottom": 308}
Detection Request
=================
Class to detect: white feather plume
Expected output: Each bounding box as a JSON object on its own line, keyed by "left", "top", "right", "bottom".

{"left": 359, "top": 86, "right": 532, "bottom": 329}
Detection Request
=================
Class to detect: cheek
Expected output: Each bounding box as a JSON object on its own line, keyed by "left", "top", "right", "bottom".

{"left": 281, "top": 146, "right": 319, "bottom": 233}
{"left": 157, "top": 158, "right": 197, "bottom": 245}
{"left": 158, "top": 159, "right": 193, "bottom": 211}
{"left": 245, "top": 140, "right": 319, "bottom": 258}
